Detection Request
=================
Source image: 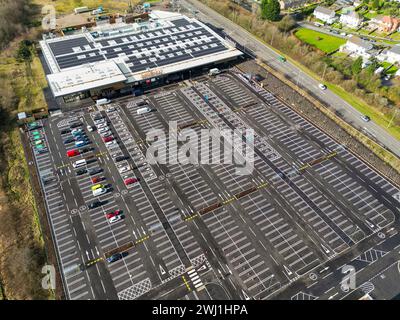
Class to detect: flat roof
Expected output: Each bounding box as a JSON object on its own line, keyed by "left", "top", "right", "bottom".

{"left": 47, "top": 60, "right": 127, "bottom": 97}
{"left": 40, "top": 11, "right": 243, "bottom": 97}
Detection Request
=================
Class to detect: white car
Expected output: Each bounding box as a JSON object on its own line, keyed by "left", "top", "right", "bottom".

{"left": 100, "top": 130, "right": 112, "bottom": 138}
{"left": 105, "top": 140, "right": 117, "bottom": 148}
{"left": 94, "top": 119, "right": 105, "bottom": 125}
{"left": 97, "top": 122, "right": 108, "bottom": 129}
{"left": 318, "top": 83, "right": 327, "bottom": 90}
{"left": 106, "top": 106, "right": 116, "bottom": 113}
{"left": 109, "top": 215, "right": 122, "bottom": 224}
{"left": 87, "top": 125, "right": 94, "bottom": 132}
{"left": 119, "top": 166, "right": 130, "bottom": 174}
{"left": 98, "top": 126, "right": 109, "bottom": 134}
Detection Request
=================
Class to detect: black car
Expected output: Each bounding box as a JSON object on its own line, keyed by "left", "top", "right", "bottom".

{"left": 76, "top": 169, "right": 87, "bottom": 176}
{"left": 88, "top": 168, "right": 102, "bottom": 176}
{"left": 69, "top": 122, "right": 82, "bottom": 128}
{"left": 63, "top": 138, "right": 75, "bottom": 144}
{"left": 60, "top": 129, "right": 71, "bottom": 135}
{"left": 115, "top": 155, "right": 129, "bottom": 162}
{"left": 88, "top": 201, "right": 102, "bottom": 210}
{"left": 79, "top": 147, "right": 94, "bottom": 154}
{"left": 106, "top": 252, "right": 128, "bottom": 263}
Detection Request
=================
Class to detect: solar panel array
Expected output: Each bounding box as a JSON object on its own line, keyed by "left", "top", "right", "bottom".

{"left": 47, "top": 17, "right": 229, "bottom": 73}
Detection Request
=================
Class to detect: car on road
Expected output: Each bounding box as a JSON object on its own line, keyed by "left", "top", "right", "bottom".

{"left": 278, "top": 55, "right": 286, "bottom": 62}
{"left": 108, "top": 215, "right": 122, "bottom": 224}
{"left": 118, "top": 166, "right": 130, "bottom": 174}
{"left": 63, "top": 138, "right": 75, "bottom": 144}
{"left": 106, "top": 252, "right": 128, "bottom": 263}
{"left": 318, "top": 83, "right": 327, "bottom": 90}
{"left": 361, "top": 115, "right": 371, "bottom": 122}
{"left": 75, "top": 169, "right": 87, "bottom": 176}
{"left": 88, "top": 168, "right": 102, "bottom": 176}
{"left": 124, "top": 178, "right": 138, "bottom": 185}
{"left": 88, "top": 200, "right": 103, "bottom": 210}
{"left": 106, "top": 210, "right": 122, "bottom": 219}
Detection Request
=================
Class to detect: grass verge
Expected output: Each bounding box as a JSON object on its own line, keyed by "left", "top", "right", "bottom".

{"left": 295, "top": 28, "right": 346, "bottom": 53}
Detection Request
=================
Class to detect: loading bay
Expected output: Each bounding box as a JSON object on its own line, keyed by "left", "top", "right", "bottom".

{"left": 27, "top": 69, "right": 400, "bottom": 300}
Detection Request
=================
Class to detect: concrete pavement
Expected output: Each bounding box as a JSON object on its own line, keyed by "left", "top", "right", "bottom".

{"left": 182, "top": 0, "right": 400, "bottom": 157}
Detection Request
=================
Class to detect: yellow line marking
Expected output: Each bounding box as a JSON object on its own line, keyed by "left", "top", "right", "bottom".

{"left": 184, "top": 214, "right": 198, "bottom": 222}
{"left": 135, "top": 235, "right": 150, "bottom": 245}
{"left": 182, "top": 275, "right": 191, "bottom": 291}
{"left": 86, "top": 257, "right": 103, "bottom": 266}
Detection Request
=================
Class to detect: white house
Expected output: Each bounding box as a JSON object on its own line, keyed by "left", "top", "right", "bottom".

{"left": 339, "top": 11, "right": 363, "bottom": 28}
{"left": 387, "top": 45, "right": 400, "bottom": 64}
{"left": 313, "top": 6, "right": 337, "bottom": 24}
{"left": 340, "top": 35, "right": 374, "bottom": 59}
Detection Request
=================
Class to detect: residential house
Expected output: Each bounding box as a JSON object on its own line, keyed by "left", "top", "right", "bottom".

{"left": 352, "top": 0, "right": 362, "bottom": 7}
{"left": 370, "top": 15, "right": 400, "bottom": 33}
{"left": 340, "top": 35, "right": 374, "bottom": 59}
{"left": 340, "top": 10, "right": 363, "bottom": 28}
{"left": 387, "top": 45, "right": 400, "bottom": 64}
{"left": 313, "top": 6, "right": 337, "bottom": 24}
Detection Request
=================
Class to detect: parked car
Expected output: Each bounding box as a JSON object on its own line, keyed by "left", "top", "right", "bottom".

{"left": 124, "top": 178, "right": 138, "bottom": 185}
{"left": 91, "top": 176, "right": 102, "bottom": 183}
{"left": 63, "top": 138, "right": 75, "bottom": 144}
{"left": 103, "top": 136, "right": 114, "bottom": 143}
{"left": 88, "top": 201, "right": 102, "bottom": 210}
{"left": 109, "top": 215, "right": 122, "bottom": 224}
{"left": 75, "top": 169, "right": 87, "bottom": 176}
{"left": 106, "top": 252, "right": 128, "bottom": 263}
{"left": 60, "top": 129, "right": 71, "bottom": 135}
{"left": 115, "top": 155, "right": 129, "bottom": 162}
{"left": 106, "top": 210, "right": 122, "bottom": 219}
{"left": 88, "top": 168, "right": 102, "bottom": 176}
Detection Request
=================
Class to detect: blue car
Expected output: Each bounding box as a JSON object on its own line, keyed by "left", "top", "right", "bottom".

{"left": 106, "top": 252, "right": 128, "bottom": 264}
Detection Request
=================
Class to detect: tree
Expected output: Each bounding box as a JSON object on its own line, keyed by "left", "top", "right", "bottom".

{"left": 277, "top": 15, "right": 296, "bottom": 32}
{"left": 261, "top": 0, "right": 281, "bottom": 22}
{"left": 372, "top": 0, "right": 380, "bottom": 10}
{"left": 16, "top": 40, "right": 32, "bottom": 62}
{"left": 351, "top": 56, "right": 363, "bottom": 75}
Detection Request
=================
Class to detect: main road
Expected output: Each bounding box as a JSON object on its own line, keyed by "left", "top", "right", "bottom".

{"left": 181, "top": 0, "right": 400, "bottom": 157}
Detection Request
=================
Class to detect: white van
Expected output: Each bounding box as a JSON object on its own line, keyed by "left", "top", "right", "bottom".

{"left": 96, "top": 98, "right": 110, "bottom": 106}
{"left": 136, "top": 107, "right": 151, "bottom": 115}
{"left": 93, "top": 188, "right": 107, "bottom": 197}
{"left": 73, "top": 159, "right": 87, "bottom": 168}
{"left": 208, "top": 68, "right": 221, "bottom": 76}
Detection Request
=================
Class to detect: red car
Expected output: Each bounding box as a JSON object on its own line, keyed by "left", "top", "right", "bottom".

{"left": 103, "top": 136, "right": 114, "bottom": 143}
{"left": 106, "top": 210, "right": 121, "bottom": 219}
{"left": 124, "top": 178, "right": 138, "bottom": 185}
{"left": 67, "top": 149, "right": 80, "bottom": 157}
{"left": 91, "top": 176, "right": 102, "bottom": 183}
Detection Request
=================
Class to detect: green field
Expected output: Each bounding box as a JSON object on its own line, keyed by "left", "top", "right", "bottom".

{"left": 295, "top": 28, "right": 347, "bottom": 53}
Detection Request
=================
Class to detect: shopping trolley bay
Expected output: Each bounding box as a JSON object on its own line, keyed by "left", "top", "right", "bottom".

{"left": 25, "top": 70, "right": 400, "bottom": 300}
